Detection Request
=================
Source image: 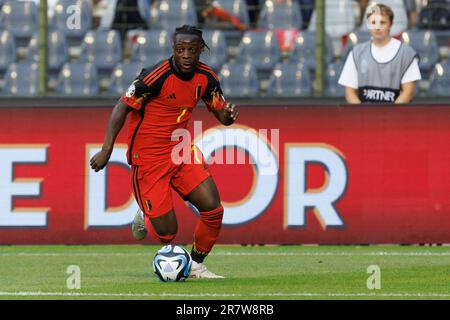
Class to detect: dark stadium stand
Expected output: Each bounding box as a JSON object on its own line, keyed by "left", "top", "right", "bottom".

{"left": 25, "top": 30, "right": 69, "bottom": 73}
{"left": 218, "top": 61, "right": 259, "bottom": 98}
{"left": 151, "top": 0, "right": 198, "bottom": 30}
{"left": 2, "top": 61, "right": 39, "bottom": 96}
{"left": 235, "top": 30, "right": 281, "bottom": 75}
{"left": 288, "top": 31, "right": 334, "bottom": 78}
{"left": 0, "top": 29, "right": 16, "bottom": 78}
{"left": 0, "top": 0, "right": 448, "bottom": 99}
{"left": 257, "top": 0, "right": 302, "bottom": 29}
{"left": 128, "top": 29, "right": 172, "bottom": 66}
{"left": 199, "top": 29, "right": 228, "bottom": 72}
{"left": 266, "top": 61, "right": 312, "bottom": 97}
{"left": 428, "top": 61, "right": 450, "bottom": 96}
{"left": 55, "top": 62, "right": 99, "bottom": 96}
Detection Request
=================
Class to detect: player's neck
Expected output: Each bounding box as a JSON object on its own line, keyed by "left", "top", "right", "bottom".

{"left": 372, "top": 36, "right": 392, "bottom": 48}
{"left": 170, "top": 56, "right": 196, "bottom": 80}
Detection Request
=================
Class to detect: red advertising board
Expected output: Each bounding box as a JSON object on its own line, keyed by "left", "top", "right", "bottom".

{"left": 0, "top": 105, "right": 449, "bottom": 244}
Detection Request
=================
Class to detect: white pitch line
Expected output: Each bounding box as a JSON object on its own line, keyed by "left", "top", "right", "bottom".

{"left": 0, "top": 252, "right": 449, "bottom": 257}
{"left": 0, "top": 291, "right": 449, "bottom": 298}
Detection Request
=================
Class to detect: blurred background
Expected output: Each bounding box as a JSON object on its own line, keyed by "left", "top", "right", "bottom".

{"left": 0, "top": 0, "right": 449, "bottom": 102}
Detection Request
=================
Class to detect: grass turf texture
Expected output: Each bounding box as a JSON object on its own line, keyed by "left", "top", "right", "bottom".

{"left": 0, "top": 245, "right": 449, "bottom": 300}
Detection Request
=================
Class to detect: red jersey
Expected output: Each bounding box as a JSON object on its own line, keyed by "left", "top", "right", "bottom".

{"left": 120, "top": 58, "right": 227, "bottom": 165}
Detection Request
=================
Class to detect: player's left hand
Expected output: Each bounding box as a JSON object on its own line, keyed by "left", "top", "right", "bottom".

{"left": 224, "top": 103, "right": 239, "bottom": 122}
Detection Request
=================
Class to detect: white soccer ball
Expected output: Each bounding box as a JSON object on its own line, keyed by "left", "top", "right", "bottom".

{"left": 153, "top": 245, "right": 192, "bottom": 282}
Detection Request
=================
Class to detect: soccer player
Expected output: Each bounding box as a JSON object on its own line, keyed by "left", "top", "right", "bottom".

{"left": 90, "top": 25, "right": 239, "bottom": 279}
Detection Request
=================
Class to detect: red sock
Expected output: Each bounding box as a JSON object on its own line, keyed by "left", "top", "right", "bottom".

{"left": 192, "top": 206, "right": 224, "bottom": 261}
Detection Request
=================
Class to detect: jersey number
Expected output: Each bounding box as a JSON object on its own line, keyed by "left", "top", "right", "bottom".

{"left": 177, "top": 108, "right": 188, "bottom": 123}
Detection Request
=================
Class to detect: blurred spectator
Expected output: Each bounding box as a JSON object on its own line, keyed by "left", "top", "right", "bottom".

{"left": 417, "top": 0, "right": 450, "bottom": 30}
{"left": 97, "top": 0, "right": 148, "bottom": 40}
{"left": 201, "top": 1, "right": 249, "bottom": 31}
{"left": 246, "top": 0, "right": 260, "bottom": 26}
{"left": 298, "top": 0, "right": 314, "bottom": 29}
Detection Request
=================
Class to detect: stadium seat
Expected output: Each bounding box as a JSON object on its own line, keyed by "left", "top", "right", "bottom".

{"left": 77, "top": 30, "right": 122, "bottom": 73}
{"left": 360, "top": 0, "right": 408, "bottom": 36}
{"left": 257, "top": 0, "right": 302, "bottom": 29}
{"left": 218, "top": 62, "right": 259, "bottom": 98}
{"left": 325, "top": 62, "right": 345, "bottom": 97}
{"left": 151, "top": 0, "right": 198, "bottom": 30}
{"left": 236, "top": 30, "right": 281, "bottom": 73}
{"left": 24, "top": 31, "right": 68, "bottom": 73}
{"left": 2, "top": 62, "right": 39, "bottom": 96}
{"left": 266, "top": 62, "right": 312, "bottom": 97}
{"left": 401, "top": 30, "right": 440, "bottom": 78}
{"left": 308, "top": 0, "right": 356, "bottom": 39}
{"left": 107, "top": 62, "right": 145, "bottom": 96}
{"left": 428, "top": 62, "right": 450, "bottom": 97}
{"left": 0, "top": 1, "right": 38, "bottom": 44}
{"left": 50, "top": 0, "right": 92, "bottom": 43}
{"left": 0, "top": 30, "right": 16, "bottom": 76}
{"left": 199, "top": 30, "right": 228, "bottom": 72}
{"left": 213, "top": 0, "right": 250, "bottom": 25}
{"left": 288, "top": 31, "right": 333, "bottom": 75}
{"left": 129, "top": 29, "right": 172, "bottom": 66}
{"left": 341, "top": 31, "right": 371, "bottom": 59}
{"left": 55, "top": 62, "right": 99, "bottom": 96}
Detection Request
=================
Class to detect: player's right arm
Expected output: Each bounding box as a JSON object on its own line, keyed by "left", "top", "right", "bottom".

{"left": 90, "top": 101, "right": 132, "bottom": 172}
{"left": 90, "top": 62, "right": 168, "bottom": 171}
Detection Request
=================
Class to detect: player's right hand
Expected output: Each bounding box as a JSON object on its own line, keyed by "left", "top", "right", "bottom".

{"left": 90, "top": 148, "right": 112, "bottom": 172}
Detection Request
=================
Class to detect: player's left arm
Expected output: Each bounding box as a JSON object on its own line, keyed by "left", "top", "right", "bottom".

{"left": 395, "top": 81, "right": 415, "bottom": 104}
{"left": 212, "top": 102, "right": 239, "bottom": 126}
{"left": 202, "top": 72, "right": 239, "bottom": 126}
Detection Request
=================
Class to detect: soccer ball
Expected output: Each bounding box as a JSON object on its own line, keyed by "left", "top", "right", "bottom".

{"left": 153, "top": 245, "right": 192, "bottom": 282}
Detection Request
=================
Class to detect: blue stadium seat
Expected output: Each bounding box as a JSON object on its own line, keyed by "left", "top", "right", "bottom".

{"left": 218, "top": 62, "right": 259, "bottom": 98}
{"left": 200, "top": 30, "right": 228, "bottom": 72}
{"left": 288, "top": 31, "right": 333, "bottom": 75}
{"left": 24, "top": 31, "right": 68, "bottom": 73}
{"left": 77, "top": 30, "right": 122, "bottom": 72}
{"left": 267, "top": 62, "right": 312, "bottom": 97}
{"left": 401, "top": 30, "right": 440, "bottom": 78}
{"left": 151, "top": 0, "right": 197, "bottom": 30}
{"left": 0, "top": 29, "right": 16, "bottom": 75}
{"left": 51, "top": 0, "right": 92, "bottom": 43}
{"left": 55, "top": 62, "right": 99, "bottom": 96}
{"left": 2, "top": 62, "right": 39, "bottom": 96}
{"left": 0, "top": 1, "right": 38, "bottom": 44}
{"left": 213, "top": 0, "right": 250, "bottom": 25}
{"left": 258, "top": 0, "right": 302, "bottom": 29}
{"left": 107, "top": 62, "right": 145, "bottom": 96}
{"left": 428, "top": 62, "right": 450, "bottom": 97}
{"left": 325, "top": 62, "right": 345, "bottom": 97}
{"left": 341, "top": 31, "right": 371, "bottom": 59}
{"left": 236, "top": 30, "right": 281, "bottom": 72}
{"left": 308, "top": 0, "right": 355, "bottom": 39}
{"left": 360, "top": 0, "right": 408, "bottom": 35}
{"left": 129, "top": 29, "right": 172, "bottom": 66}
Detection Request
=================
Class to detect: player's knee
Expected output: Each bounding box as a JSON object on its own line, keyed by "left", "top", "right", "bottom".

{"left": 200, "top": 199, "right": 222, "bottom": 213}
{"left": 200, "top": 205, "right": 224, "bottom": 225}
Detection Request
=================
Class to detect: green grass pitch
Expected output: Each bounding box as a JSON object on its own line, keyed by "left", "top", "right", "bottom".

{"left": 0, "top": 245, "right": 449, "bottom": 300}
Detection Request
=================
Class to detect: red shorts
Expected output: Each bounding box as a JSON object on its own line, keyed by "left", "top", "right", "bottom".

{"left": 131, "top": 146, "right": 211, "bottom": 218}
